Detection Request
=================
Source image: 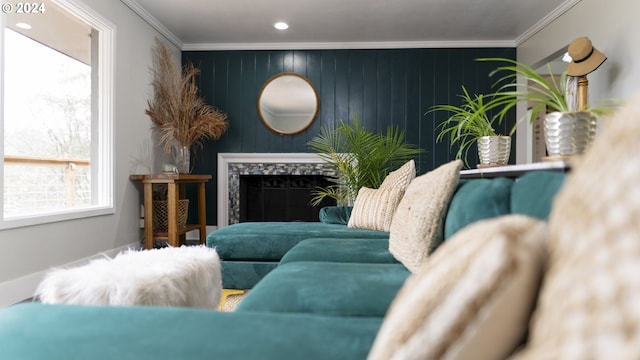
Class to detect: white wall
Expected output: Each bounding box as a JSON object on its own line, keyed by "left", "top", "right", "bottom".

{"left": 0, "top": 0, "right": 176, "bottom": 305}
{"left": 515, "top": 0, "right": 640, "bottom": 161}
{"left": 519, "top": 0, "right": 639, "bottom": 101}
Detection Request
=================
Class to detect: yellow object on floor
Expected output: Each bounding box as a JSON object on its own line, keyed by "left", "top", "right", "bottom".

{"left": 219, "top": 289, "right": 247, "bottom": 311}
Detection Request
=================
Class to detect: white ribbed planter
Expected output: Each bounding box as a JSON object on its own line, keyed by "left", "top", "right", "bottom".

{"left": 477, "top": 136, "right": 511, "bottom": 167}
{"left": 544, "top": 111, "right": 597, "bottom": 158}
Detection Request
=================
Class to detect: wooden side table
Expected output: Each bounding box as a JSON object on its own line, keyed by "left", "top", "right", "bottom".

{"left": 130, "top": 174, "right": 212, "bottom": 249}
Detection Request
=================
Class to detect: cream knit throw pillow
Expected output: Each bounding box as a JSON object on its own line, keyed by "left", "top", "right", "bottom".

{"left": 368, "top": 215, "right": 547, "bottom": 360}
{"left": 388, "top": 160, "right": 461, "bottom": 272}
{"left": 512, "top": 98, "right": 640, "bottom": 359}
{"left": 348, "top": 186, "right": 405, "bottom": 232}
{"left": 348, "top": 160, "right": 416, "bottom": 232}
{"left": 380, "top": 159, "right": 415, "bottom": 189}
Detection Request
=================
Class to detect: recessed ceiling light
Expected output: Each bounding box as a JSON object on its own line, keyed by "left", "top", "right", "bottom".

{"left": 16, "top": 22, "right": 32, "bottom": 30}
{"left": 274, "top": 22, "right": 289, "bottom": 30}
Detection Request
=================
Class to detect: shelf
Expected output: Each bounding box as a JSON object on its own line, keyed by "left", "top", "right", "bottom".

{"left": 152, "top": 224, "right": 203, "bottom": 240}
{"left": 459, "top": 160, "right": 571, "bottom": 179}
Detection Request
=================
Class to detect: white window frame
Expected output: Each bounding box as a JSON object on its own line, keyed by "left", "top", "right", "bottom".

{"left": 0, "top": 0, "right": 115, "bottom": 229}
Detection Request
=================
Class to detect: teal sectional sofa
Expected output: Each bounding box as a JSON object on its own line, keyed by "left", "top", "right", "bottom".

{"left": 210, "top": 170, "right": 564, "bottom": 292}
{"left": 209, "top": 221, "right": 389, "bottom": 289}
{"left": 0, "top": 170, "right": 566, "bottom": 360}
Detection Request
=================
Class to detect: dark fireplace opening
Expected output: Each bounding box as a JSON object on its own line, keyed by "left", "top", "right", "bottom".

{"left": 239, "top": 175, "right": 336, "bottom": 222}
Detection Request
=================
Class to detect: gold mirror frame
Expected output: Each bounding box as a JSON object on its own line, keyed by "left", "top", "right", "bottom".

{"left": 257, "top": 72, "right": 320, "bottom": 135}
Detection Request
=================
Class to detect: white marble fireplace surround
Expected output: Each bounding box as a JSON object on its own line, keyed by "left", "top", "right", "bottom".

{"left": 217, "top": 153, "right": 337, "bottom": 227}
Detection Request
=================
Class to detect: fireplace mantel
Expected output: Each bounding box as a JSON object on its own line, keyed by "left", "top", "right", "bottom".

{"left": 217, "top": 153, "right": 336, "bottom": 227}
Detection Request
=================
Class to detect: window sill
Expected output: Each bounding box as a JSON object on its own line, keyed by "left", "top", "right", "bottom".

{"left": 0, "top": 205, "right": 115, "bottom": 230}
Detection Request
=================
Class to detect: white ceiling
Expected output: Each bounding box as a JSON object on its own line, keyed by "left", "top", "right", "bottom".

{"left": 7, "top": 0, "right": 92, "bottom": 64}
{"left": 122, "top": 0, "right": 580, "bottom": 51}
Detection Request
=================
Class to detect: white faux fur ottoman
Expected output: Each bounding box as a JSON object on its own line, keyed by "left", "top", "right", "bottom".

{"left": 35, "top": 245, "right": 222, "bottom": 309}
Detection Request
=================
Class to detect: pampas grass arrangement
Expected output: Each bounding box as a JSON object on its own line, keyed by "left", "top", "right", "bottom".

{"left": 146, "top": 39, "right": 228, "bottom": 155}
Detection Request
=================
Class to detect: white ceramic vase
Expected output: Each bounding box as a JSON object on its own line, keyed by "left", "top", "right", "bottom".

{"left": 477, "top": 135, "right": 511, "bottom": 167}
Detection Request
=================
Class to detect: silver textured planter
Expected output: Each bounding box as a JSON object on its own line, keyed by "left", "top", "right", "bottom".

{"left": 544, "top": 111, "right": 597, "bottom": 158}
{"left": 477, "top": 136, "right": 511, "bottom": 167}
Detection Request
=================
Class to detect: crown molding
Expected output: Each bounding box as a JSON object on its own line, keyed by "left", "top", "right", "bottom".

{"left": 122, "top": 0, "right": 580, "bottom": 51}
{"left": 515, "top": 0, "right": 581, "bottom": 45}
{"left": 120, "top": 0, "right": 183, "bottom": 49}
{"left": 182, "top": 40, "right": 516, "bottom": 51}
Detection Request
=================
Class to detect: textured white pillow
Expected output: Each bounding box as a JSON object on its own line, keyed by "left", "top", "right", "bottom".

{"left": 388, "top": 160, "right": 462, "bottom": 272}
{"left": 512, "top": 98, "right": 640, "bottom": 359}
{"left": 380, "top": 159, "right": 416, "bottom": 190}
{"left": 368, "top": 215, "right": 548, "bottom": 360}
{"left": 348, "top": 186, "right": 405, "bottom": 232}
{"left": 347, "top": 159, "right": 416, "bottom": 232}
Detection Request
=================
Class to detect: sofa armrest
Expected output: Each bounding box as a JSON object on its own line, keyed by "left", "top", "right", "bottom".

{"left": 319, "top": 206, "right": 353, "bottom": 224}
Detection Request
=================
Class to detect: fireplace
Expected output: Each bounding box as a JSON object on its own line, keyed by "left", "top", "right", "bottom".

{"left": 217, "top": 153, "right": 338, "bottom": 226}
{"left": 239, "top": 175, "right": 336, "bottom": 222}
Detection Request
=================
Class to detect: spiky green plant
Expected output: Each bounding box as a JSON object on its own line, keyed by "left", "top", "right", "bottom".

{"left": 426, "top": 85, "right": 514, "bottom": 167}
{"left": 478, "top": 57, "right": 618, "bottom": 125}
{"left": 307, "top": 118, "right": 423, "bottom": 206}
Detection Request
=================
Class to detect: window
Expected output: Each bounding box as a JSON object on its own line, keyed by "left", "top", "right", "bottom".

{"left": 0, "top": 0, "right": 114, "bottom": 229}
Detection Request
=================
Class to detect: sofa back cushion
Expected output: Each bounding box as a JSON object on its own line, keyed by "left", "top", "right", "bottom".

{"left": 318, "top": 206, "right": 352, "bottom": 225}
{"left": 510, "top": 171, "right": 565, "bottom": 219}
{"left": 444, "top": 177, "right": 514, "bottom": 239}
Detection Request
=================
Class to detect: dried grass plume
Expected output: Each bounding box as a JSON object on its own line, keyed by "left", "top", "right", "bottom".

{"left": 146, "top": 39, "right": 228, "bottom": 154}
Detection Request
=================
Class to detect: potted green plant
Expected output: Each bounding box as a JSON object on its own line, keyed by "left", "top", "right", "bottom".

{"left": 478, "top": 57, "right": 617, "bottom": 159}
{"left": 426, "top": 85, "right": 515, "bottom": 168}
{"left": 307, "top": 118, "right": 422, "bottom": 205}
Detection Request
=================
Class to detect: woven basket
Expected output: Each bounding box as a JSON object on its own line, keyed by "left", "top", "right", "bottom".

{"left": 153, "top": 199, "right": 189, "bottom": 233}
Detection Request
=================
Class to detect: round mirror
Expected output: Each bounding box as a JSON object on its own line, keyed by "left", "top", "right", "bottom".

{"left": 257, "top": 73, "right": 319, "bottom": 135}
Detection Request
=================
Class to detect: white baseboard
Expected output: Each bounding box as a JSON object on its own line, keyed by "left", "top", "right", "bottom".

{"left": 0, "top": 242, "right": 140, "bottom": 307}
{"left": 185, "top": 225, "right": 218, "bottom": 241}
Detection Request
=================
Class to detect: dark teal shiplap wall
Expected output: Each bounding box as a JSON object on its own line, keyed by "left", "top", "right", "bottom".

{"left": 182, "top": 48, "right": 516, "bottom": 225}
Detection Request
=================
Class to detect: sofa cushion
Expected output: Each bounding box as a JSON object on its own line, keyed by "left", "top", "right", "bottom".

{"left": 511, "top": 170, "right": 566, "bottom": 220}
{"left": 236, "top": 262, "right": 410, "bottom": 317}
{"left": 444, "top": 177, "right": 514, "bottom": 239}
{"left": 348, "top": 186, "right": 405, "bottom": 232}
{"left": 208, "top": 222, "right": 388, "bottom": 261}
{"left": 388, "top": 160, "right": 462, "bottom": 273}
{"left": 368, "top": 215, "right": 547, "bottom": 360}
{"left": 280, "top": 238, "right": 397, "bottom": 265}
{"left": 511, "top": 100, "right": 640, "bottom": 359}
{"left": 319, "top": 206, "right": 352, "bottom": 224}
{"left": 0, "top": 303, "right": 382, "bottom": 360}
{"left": 220, "top": 261, "right": 279, "bottom": 290}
